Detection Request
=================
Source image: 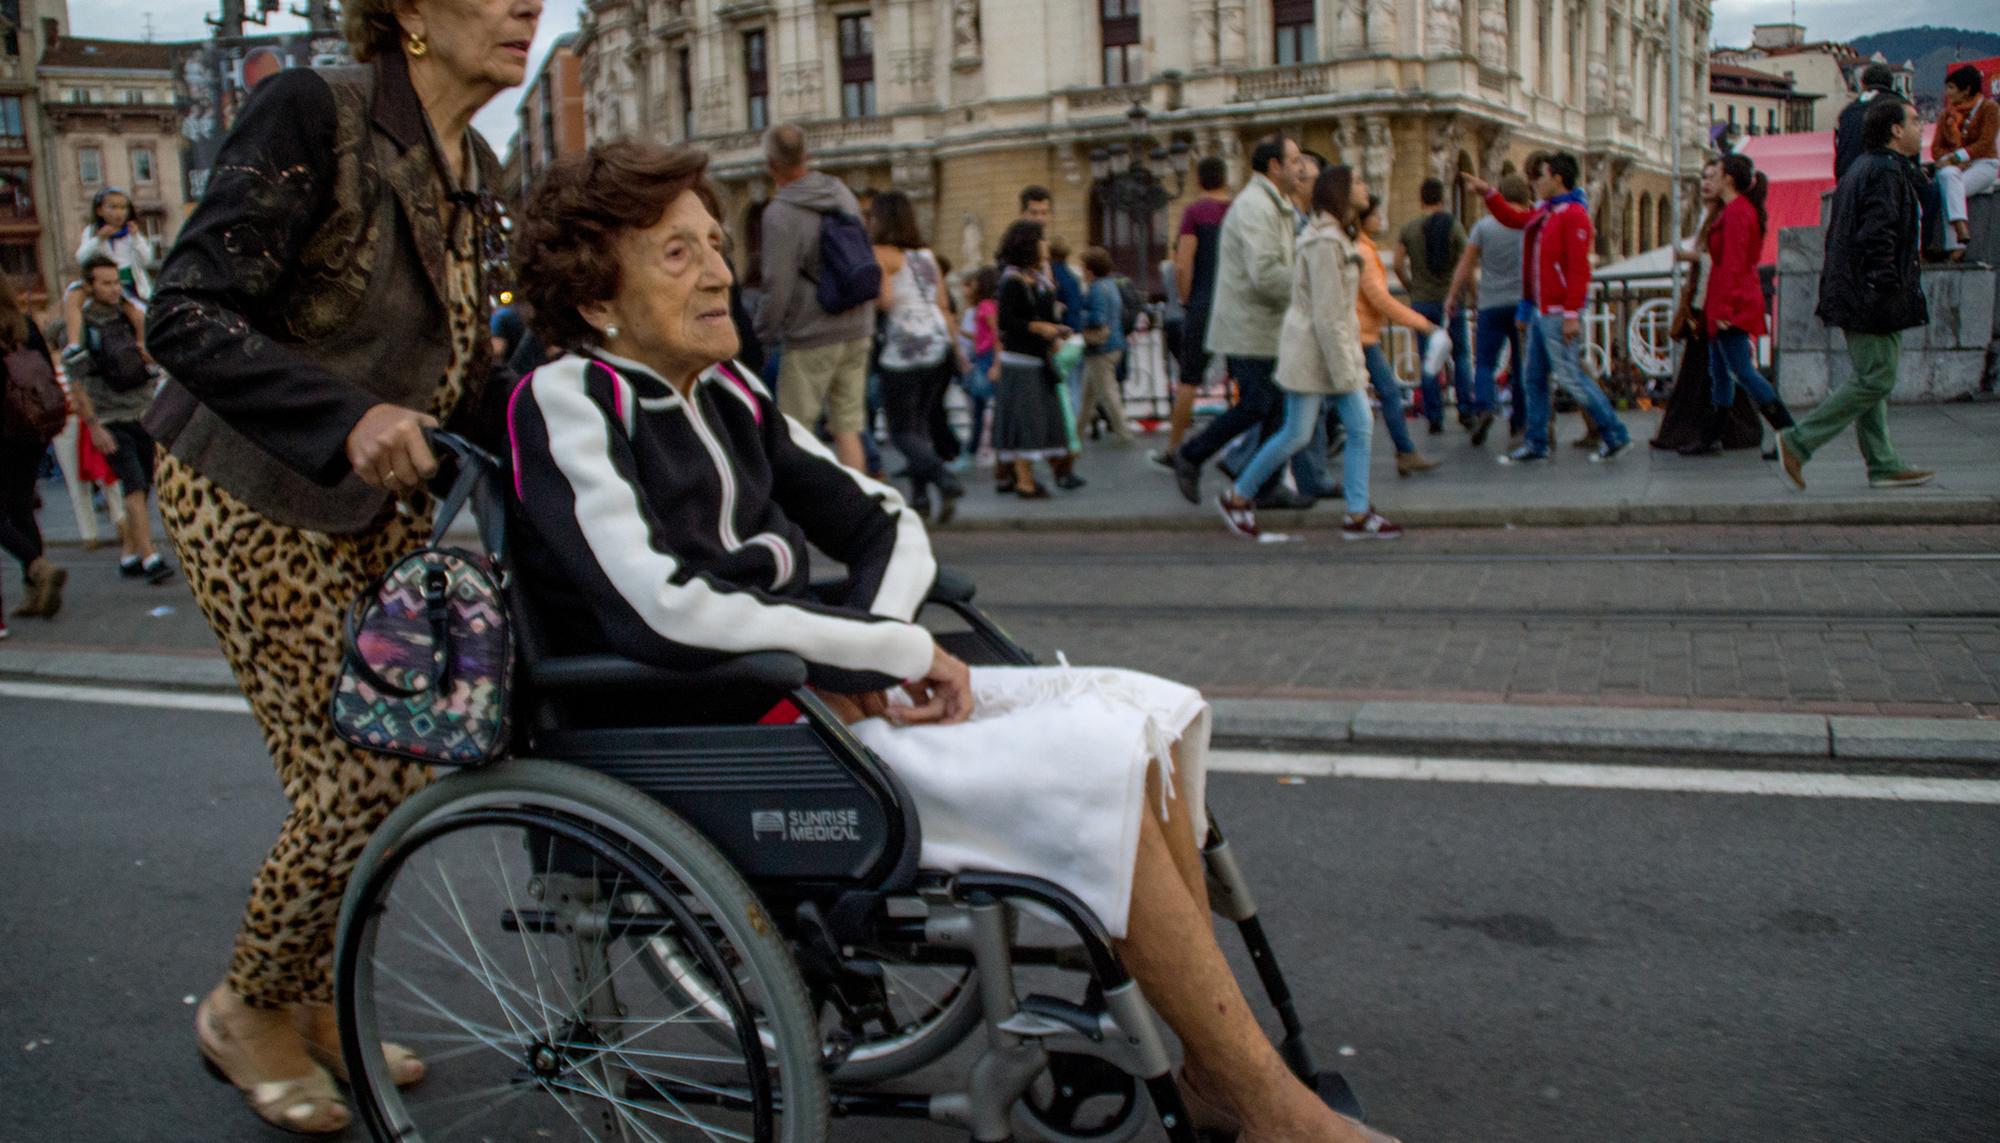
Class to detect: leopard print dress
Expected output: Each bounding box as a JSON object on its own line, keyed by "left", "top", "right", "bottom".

{"left": 155, "top": 228, "right": 483, "bottom": 1009}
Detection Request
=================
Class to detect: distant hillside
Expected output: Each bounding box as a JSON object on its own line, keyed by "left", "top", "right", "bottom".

{"left": 1850, "top": 26, "right": 2000, "bottom": 101}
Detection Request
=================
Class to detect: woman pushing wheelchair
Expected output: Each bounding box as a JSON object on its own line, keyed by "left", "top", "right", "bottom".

{"left": 499, "top": 140, "right": 1395, "bottom": 1143}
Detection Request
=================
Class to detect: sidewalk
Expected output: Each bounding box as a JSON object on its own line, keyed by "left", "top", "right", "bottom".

{"left": 938, "top": 402, "right": 2000, "bottom": 530}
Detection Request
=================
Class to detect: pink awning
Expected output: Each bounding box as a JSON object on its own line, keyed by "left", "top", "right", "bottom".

{"left": 1738, "top": 126, "right": 1938, "bottom": 266}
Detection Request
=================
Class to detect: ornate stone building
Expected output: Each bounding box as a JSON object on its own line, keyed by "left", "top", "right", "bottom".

{"left": 574, "top": 0, "right": 1712, "bottom": 291}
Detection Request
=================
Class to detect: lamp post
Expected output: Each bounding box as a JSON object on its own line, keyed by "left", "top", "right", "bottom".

{"left": 1088, "top": 101, "right": 1192, "bottom": 283}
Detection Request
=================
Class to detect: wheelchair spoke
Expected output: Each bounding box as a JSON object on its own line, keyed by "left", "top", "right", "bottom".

{"left": 488, "top": 833, "right": 574, "bottom": 1038}
{"left": 377, "top": 963, "right": 523, "bottom": 1064}
{"left": 428, "top": 1080, "right": 538, "bottom": 1141}
{"left": 432, "top": 859, "right": 553, "bottom": 1042}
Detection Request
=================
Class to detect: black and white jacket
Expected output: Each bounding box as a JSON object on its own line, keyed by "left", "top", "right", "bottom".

{"left": 506, "top": 351, "right": 937, "bottom": 688}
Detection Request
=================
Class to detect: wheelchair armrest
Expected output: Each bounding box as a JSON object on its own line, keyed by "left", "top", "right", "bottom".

{"left": 526, "top": 651, "right": 809, "bottom": 693}
{"left": 927, "top": 566, "right": 977, "bottom": 605}
{"left": 808, "top": 566, "right": 978, "bottom": 606}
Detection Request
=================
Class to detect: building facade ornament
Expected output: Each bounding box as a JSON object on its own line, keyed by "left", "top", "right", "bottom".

{"left": 951, "top": 0, "right": 980, "bottom": 67}
{"left": 1426, "top": 0, "right": 1462, "bottom": 55}
{"left": 1361, "top": 114, "right": 1394, "bottom": 190}
{"left": 1476, "top": 0, "right": 1509, "bottom": 73}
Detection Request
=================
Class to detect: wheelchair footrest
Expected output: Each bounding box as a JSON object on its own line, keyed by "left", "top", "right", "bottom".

{"left": 1310, "top": 1068, "right": 1365, "bottom": 1122}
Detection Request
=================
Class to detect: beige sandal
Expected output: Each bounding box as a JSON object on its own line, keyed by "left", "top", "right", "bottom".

{"left": 295, "top": 1001, "right": 427, "bottom": 1088}
{"left": 196, "top": 995, "right": 352, "bottom": 1136}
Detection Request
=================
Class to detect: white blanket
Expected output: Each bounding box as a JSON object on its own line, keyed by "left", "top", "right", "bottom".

{"left": 850, "top": 665, "right": 1210, "bottom": 938}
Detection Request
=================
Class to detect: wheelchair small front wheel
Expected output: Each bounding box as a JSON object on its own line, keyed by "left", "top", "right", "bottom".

{"left": 334, "top": 758, "right": 830, "bottom": 1142}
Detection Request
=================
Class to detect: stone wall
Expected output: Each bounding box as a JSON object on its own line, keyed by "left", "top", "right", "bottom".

{"left": 1775, "top": 194, "right": 1999, "bottom": 404}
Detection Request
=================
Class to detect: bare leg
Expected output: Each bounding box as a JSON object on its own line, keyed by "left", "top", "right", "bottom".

{"left": 1116, "top": 810, "right": 1372, "bottom": 1142}
{"left": 831, "top": 430, "right": 867, "bottom": 472}
{"left": 123, "top": 490, "right": 157, "bottom": 562}
{"left": 1144, "top": 756, "right": 1209, "bottom": 916}
{"left": 1013, "top": 458, "right": 1038, "bottom": 493}
{"left": 1166, "top": 384, "right": 1198, "bottom": 452}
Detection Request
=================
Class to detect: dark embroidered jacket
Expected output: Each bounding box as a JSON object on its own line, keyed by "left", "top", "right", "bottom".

{"left": 145, "top": 51, "right": 501, "bottom": 533}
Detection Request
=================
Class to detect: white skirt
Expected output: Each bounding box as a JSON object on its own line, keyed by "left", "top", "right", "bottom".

{"left": 849, "top": 665, "right": 1211, "bottom": 938}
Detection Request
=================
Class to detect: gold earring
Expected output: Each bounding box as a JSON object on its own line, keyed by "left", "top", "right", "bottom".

{"left": 407, "top": 32, "right": 428, "bottom": 58}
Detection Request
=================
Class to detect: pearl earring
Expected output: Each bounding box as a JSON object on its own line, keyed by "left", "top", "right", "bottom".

{"left": 604, "top": 324, "right": 620, "bottom": 340}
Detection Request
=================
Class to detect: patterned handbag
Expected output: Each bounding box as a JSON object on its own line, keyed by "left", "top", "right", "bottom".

{"left": 331, "top": 437, "right": 513, "bottom": 766}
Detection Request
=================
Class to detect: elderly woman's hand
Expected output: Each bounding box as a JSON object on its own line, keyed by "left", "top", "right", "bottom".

{"left": 897, "top": 646, "right": 974, "bottom": 726}
{"left": 346, "top": 403, "right": 440, "bottom": 495}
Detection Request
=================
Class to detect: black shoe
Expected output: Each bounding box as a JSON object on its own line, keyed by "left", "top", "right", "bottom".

{"left": 934, "top": 480, "right": 963, "bottom": 525}
{"left": 910, "top": 489, "right": 932, "bottom": 520}
{"left": 1171, "top": 452, "right": 1201, "bottom": 505}
{"left": 1056, "top": 473, "right": 1086, "bottom": 491}
{"left": 1757, "top": 400, "right": 1796, "bottom": 431}
{"left": 1428, "top": 422, "right": 1444, "bottom": 435}
{"left": 1148, "top": 449, "right": 1177, "bottom": 470}
{"left": 119, "top": 558, "right": 145, "bottom": 579}
{"left": 1469, "top": 411, "right": 1496, "bottom": 448}
{"left": 1255, "top": 487, "right": 1316, "bottom": 511}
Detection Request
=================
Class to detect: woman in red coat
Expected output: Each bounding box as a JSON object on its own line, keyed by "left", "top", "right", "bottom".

{"left": 1687, "top": 153, "right": 1795, "bottom": 455}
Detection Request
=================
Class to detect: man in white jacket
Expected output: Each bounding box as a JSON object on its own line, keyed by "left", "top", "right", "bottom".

{"left": 1168, "top": 134, "right": 1306, "bottom": 506}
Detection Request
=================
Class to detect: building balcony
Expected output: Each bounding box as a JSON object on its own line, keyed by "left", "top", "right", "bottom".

{"left": 1062, "top": 82, "right": 1152, "bottom": 116}
{"left": 1230, "top": 62, "right": 1334, "bottom": 104}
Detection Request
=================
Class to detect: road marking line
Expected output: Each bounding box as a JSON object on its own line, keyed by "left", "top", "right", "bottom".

{"left": 6, "top": 682, "right": 1993, "bottom": 805}
{"left": 0, "top": 680, "right": 249, "bottom": 714}
{"left": 1211, "top": 750, "right": 2000, "bottom": 805}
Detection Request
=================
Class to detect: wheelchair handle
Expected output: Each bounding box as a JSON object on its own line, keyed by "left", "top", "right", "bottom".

{"left": 424, "top": 427, "right": 500, "bottom": 472}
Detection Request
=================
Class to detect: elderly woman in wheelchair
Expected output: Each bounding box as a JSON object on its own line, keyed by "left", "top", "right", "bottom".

{"left": 330, "top": 141, "right": 1396, "bottom": 1143}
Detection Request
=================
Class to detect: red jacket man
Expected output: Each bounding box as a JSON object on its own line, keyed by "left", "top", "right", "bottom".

{"left": 1479, "top": 180, "right": 1594, "bottom": 324}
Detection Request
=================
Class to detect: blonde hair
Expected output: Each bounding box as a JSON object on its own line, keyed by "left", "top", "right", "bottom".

{"left": 341, "top": 0, "right": 404, "bottom": 63}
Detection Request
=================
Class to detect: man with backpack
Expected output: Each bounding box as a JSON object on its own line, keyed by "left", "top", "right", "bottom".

{"left": 66, "top": 254, "right": 171, "bottom": 584}
{"left": 755, "top": 122, "right": 881, "bottom": 471}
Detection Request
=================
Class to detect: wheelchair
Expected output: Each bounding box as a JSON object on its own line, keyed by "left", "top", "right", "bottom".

{"left": 331, "top": 433, "right": 1363, "bottom": 1142}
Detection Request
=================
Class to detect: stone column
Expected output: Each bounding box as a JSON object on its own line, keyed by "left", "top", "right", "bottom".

{"left": 1361, "top": 114, "right": 1393, "bottom": 192}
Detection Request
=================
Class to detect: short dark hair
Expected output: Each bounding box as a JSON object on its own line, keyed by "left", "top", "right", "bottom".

{"left": 1196, "top": 155, "right": 1228, "bottom": 191}
{"left": 1497, "top": 173, "right": 1533, "bottom": 205}
{"left": 1862, "top": 96, "right": 1913, "bottom": 150}
{"left": 1019, "top": 185, "right": 1052, "bottom": 212}
{"left": 1419, "top": 177, "right": 1445, "bottom": 206}
{"left": 1301, "top": 149, "right": 1330, "bottom": 176}
{"left": 1946, "top": 65, "right": 1982, "bottom": 95}
{"left": 868, "top": 189, "right": 925, "bottom": 249}
{"left": 1544, "top": 152, "right": 1580, "bottom": 189}
{"left": 516, "top": 141, "right": 720, "bottom": 350}
{"left": 80, "top": 254, "right": 119, "bottom": 282}
{"left": 995, "top": 219, "right": 1045, "bottom": 270}
{"left": 1861, "top": 63, "right": 1896, "bottom": 91}
{"left": 1081, "top": 246, "right": 1114, "bottom": 277}
{"left": 1523, "top": 150, "right": 1550, "bottom": 179}
{"left": 1249, "top": 133, "right": 1291, "bottom": 180}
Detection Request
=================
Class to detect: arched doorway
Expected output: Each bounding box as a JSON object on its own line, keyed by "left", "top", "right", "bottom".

{"left": 1637, "top": 194, "right": 1653, "bottom": 255}
{"left": 1088, "top": 182, "right": 1167, "bottom": 294}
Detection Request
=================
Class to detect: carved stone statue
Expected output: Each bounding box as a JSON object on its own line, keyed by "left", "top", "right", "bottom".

{"left": 1366, "top": 0, "right": 1398, "bottom": 51}
{"left": 952, "top": 0, "right": 980, "bottom": 65}
{"left": 1334, "top": 0, "right": 1365, "bottom": 53}
{"left": 1429, "top": 117, "right": 1460, "bottom": 185}
{"left": 1477, "top": 0, "right": 1509, "bottom": 70}
{"left": 1218, "top": 1, "right": 1248, "bottom": 66}
{"left": 1476, "top": 121, "right": 1513, "bottom": 181}
{"left": 1587, "top": 59, "right": 1610, "bottom": 113}
{"left": 1191, "top": 4, "right": 1218, "bottom": 69}
{"left": 1360, "top": 115, "right": 1392, "bottom": 190}
{"left": 960, "top": 212, "right": 985, "bottom": 277}
{"left": 1427, "top": 0, "right": 1462, "bottom": 54}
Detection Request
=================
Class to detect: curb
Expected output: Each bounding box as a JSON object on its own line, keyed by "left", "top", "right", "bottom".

{"left": 6, "top": 650, "right": 1997, "bottom": 767}
{"left": 938, "top": 495, "right": 2000, "bottom": 532}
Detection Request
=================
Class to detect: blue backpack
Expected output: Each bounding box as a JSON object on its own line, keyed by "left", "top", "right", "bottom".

{"left": 811, "top": 209, "right": 882, "bottom": 315}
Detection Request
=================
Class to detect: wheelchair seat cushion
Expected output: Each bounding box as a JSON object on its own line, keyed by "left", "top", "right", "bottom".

{"left": 847, "top": 664, "right": 1211, "bottom": 939}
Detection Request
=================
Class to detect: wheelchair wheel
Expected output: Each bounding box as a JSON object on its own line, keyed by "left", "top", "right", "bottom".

{"left": 335, "top": 759, "right": 829, "bottom": 1142}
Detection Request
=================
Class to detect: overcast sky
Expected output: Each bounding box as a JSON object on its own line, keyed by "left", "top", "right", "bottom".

{"left": 64, "top": 0, "right": 1965, "bottom": 155}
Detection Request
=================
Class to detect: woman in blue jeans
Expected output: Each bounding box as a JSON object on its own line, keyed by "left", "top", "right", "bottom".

{"left": 1218, "top": 166, "right": 1403, "bottom": 541}
{"left": 1689, "top": 152, "right": 1795, "bottom": 454}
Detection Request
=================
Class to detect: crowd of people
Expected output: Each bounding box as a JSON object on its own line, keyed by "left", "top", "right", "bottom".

{"left": 0, "top": 184, "right": 178, "bottom": 639}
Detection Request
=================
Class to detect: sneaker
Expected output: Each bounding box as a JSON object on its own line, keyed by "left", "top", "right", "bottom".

{"left": 1775, "top": 434, "right": 1806, "bottom": 492}
{"left": 1497, "top": 445, "right": 1549, "bottom": 465}
{"left": 1055, "top": 473, "right": 1086, "bottom": 491}
{"left": 1469, "top": 411, "right": 1496, "bottom": 448}
{"left": 1589, "top": 438, "right": 1631, "bottom": 463}
{"left": 1216, "top": 492, "right": 1261, "bottom": 540}
{"left": 1869, "top": 469, "right": 1935, "bottom": 490}
{"left": 1172, "top": 452, "right": 1202, "bottom": 505}
{"left": 1341, "top": 511, "right": 1404, "bottom": 541}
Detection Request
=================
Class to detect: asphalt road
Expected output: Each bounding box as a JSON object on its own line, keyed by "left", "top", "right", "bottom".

{"left": 2, "top": 694, "right": 1996, "bottom": 1142}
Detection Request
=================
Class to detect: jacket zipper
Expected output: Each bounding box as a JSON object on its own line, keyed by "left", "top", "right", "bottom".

{"left": 679, "top": 384, "right": 796, "bottom": 588}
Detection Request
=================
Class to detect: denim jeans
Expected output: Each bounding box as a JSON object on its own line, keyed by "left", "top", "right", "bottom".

{"left": 1234, "top": 390, "right": 1371, "bottom": 516}
{"left": 1707, "top": 327, "right": 1779, "bottom": 410}
{"left": 1523, "top": 312, "right": 1627, "bottom": 453}
{"left": 1410, "top": 300, "right": 1473, "bottom": 424}
{"left": 1361, "top": 344, "right": 1418, "bottom": 455}
{"left": 1473, "top": 304, "right": 1523, "bottom": 427}
{"left": 1180, "top": 355, "right": 1284, "bottom": 468}
{"left": 960, "top": 350, "right": 995, "bottom": 454}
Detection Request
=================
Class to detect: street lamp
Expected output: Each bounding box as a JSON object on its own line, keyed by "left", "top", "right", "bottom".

{"left": 1091, "top": 100, "right": 1191, "bottom": 220}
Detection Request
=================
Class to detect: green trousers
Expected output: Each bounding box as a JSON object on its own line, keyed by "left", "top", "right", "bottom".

{"left": 1781, "top": 329, "right": 1907, "bottom": 479}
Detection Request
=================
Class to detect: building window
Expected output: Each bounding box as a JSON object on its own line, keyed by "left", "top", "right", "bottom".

{"left": 677, "top": 47, "right": 693, "bottom": 139}
{"left": 744, "top": 29, "right": 769, "bottom": 132}
{"left": 67, "top": 88, "right": 96, "bottom": 104}
{"left": 123, "top": 89, "right": 146, "bottom": 105}
{"left": 0, "top": 96, "right": 22, "bottom": 151}
{"left": 138, "top": 210, "right": 167, "bottom": 247}
{"left": 1273, "top": 0, "right": 1315, "bottom": 65}
{"left": 1101, "top": 0, "right": 1142, "bottom": 85}
{"left": 838, "top": 12, "right": 875, "bottom": 118}
{"left": 78, "top": 146, "right": 102, "bottom": 186}
{"left": 0, "top": 165, "right": 31, "bottom": 220}
{"left": 1767, "top": 108, "right": 1776, "bottom": 134}
{"left": 0, "top": 239, "right": 38, "bottom": 287}
{"left": 130, "top": 146, "right": 155, "bottom": 184}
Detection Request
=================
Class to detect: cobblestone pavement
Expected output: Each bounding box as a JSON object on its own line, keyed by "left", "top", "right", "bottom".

{"left": 931, "top": 525, "right": 2000, "bottom": 717}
